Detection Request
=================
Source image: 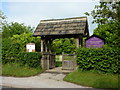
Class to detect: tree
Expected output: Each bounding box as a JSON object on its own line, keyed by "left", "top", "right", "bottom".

{"left": 0, "top": 10, "right": 7, "bottom": 31}
{"left": 2, "top": 22, "right": 34, "bottom": 38}
{"left": 52, "top": 38, "right": 76, "bottom": 54}
{"left": 94, "top": 21, "right": 120, "bottom": 48}
{"left": 85, "top": 1, "right": 120, "bottom": 24}
{"left": 11, "top": 33, "right": 41, "bottom": 51}
{"left": 85, "top": 1, "right": 120, "bottom": 48}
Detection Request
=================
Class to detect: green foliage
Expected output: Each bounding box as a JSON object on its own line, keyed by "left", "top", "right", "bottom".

{"left": 2, "top": 22, "right": 34, "bottom": 38}
{"left": 11, "top": 33, "right": 41, "bottom": 51}
{"left": 94, "top": 21, "right": 120, "bottom": 48}
{"left": 18, "top": 52, "right": 42, "bottom": 68}
{"left": 2, "top": 38, "right": 19, "bottom": 64}
{"left": 76, "top": 47, "right": 119, "bottom": 74}
{"left": 85, "top": 2, "right": 120, "bottom": 48}
{"left": 0, "top": 10, "right": 7, "bottom": 30}
{"left": 64, "top": 69, "right": 119, "bottom": 88}
{"left": 55, "top": 61, "right": 62, "bottom": 67}
{"left": 2, "top": 33, "right": 41, "bottom": 64}
{"left": 52, "top": 38, "right": 76, "bottom": 54}
{"left": 85, "top": 1, "right": 120, "bottom": 24}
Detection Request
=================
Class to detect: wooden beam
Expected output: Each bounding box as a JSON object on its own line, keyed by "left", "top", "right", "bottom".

{"left": 79, "top": 36, "right": 83, "bottom": 47}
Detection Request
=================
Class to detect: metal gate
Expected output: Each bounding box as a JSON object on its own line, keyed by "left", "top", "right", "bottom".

{"left": 62, "top": 54, "right": 76, "bottom": 70}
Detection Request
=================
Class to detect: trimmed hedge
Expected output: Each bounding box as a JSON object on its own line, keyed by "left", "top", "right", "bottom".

{"left": 18, "top": 52, "right": 42, "bottom": 68}
{"left": 76, "top": 48, "right": 119, "bottom": 74}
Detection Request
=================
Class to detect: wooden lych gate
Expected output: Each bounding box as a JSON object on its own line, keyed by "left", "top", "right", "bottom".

{"left": 33, "top": 17, "right": 89, "bottom": 70}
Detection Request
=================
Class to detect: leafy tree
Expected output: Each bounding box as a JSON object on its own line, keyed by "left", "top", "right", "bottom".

{"left": 2, "top": 22, "right": 34, "bottom": 38}
{"left": 0, "top": 10, "right": 7, "bottom": 64}
{"left": 52, "top": 38, "right": 76, "bottom": 54}
{"left": 85, "top": 1, "right": 120, "bottom": 48}
{"left": 0, "top": 10, "right": 7, "bottom": 31}
{"left": 94, "top": 21, "right": 120, "bottom": 48}
{"left": 11, "top": 33, "right": 41, "bottom": 51}
{"left": 85, "top": 1, "right": 120, "bottom": 24}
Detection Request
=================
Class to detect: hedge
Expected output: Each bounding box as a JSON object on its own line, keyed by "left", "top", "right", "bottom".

{"left": 76, "top": 48, "right": 119, "bottom": 74}
{"left": 18, "top": 52, "right": 42, "bottom": 68}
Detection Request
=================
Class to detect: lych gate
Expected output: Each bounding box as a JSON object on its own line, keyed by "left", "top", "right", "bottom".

{"left": 33, "top": 17, "right": 89, "bottom": 70}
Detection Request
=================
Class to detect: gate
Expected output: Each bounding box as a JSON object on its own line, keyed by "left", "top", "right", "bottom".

{"left": 62, "top": 54, "right": 76, "bottom": 70}
{"left": 49, "top": 54, "right": 55, "bottom": 69}
{"left": 41, "top": 52, "right": 55, "bottom": 70}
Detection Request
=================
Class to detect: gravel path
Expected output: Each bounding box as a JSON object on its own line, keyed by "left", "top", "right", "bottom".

{"left": 0, "top": 73, "right": 89, "bottom": 88}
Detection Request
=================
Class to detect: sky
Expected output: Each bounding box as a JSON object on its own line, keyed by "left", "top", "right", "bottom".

{"left": 1, "top": 0, "right": 99, "bottom": 35}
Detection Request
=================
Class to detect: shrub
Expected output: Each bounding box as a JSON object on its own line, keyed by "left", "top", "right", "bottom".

{"left": 18, "top": 52, "right": 42, "bottom": 68}
{"left": 2, "top": 33, "right": 41, "bottom": 64}
{"left": 2, "top": 38, "right": 19, "bottom": 64}
{"left": 55, "top": 61, "right": 62, "bottom": 67}
{"left": 76, "top": 47, "right": 119, "bottom": 74}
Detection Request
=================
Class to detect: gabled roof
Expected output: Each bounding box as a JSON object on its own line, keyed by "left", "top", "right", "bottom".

{"left": 33, "top": 17, "right": 89, "bottom": 37}
{"left": 85, "top": 34, "right": 105, "bottom": 41}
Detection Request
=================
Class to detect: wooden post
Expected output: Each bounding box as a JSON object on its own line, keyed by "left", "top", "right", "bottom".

{"left": 62, "top": 52, "right": 64, "bottom": 61}
{"left": 49, "top": 39, "right": 52, "bottom": 53}
{"left": 62, "top": 52, "right": 64, "bottom": 70}
{"left": 41, "top": 39, "right": 44, "bottom": 52}
{"left": 75, "top": 38, "right": 80, "bottom": 48}
{"left": 45, "top": 40, "right": 48, "bottom": 52}
{"left": 45, "top": 46, "right": 48, "bottom": 52}
{"left": 79, "top": 36, "right": 83, "bottom": 48}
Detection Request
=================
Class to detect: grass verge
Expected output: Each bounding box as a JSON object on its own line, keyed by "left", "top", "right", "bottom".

{"left": 2, "top": 63, "right": 44, "bottom": 77}
{"left": 64, "top": 69, "right": 119, "bottom": 88}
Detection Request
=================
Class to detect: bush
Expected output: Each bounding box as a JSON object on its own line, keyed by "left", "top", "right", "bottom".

{"left": 55, "top": 61, "right": 62, "bottom": 67}
{"left": 2, "top": 38, "right": 19, "bottom": 64}
{"left": 2, "top": 33, "right": 41, "bottom": 64}
{"left": 76, "top": 47, "right": 119, "bottom": 74}
{"left": 18, "top": 52, "right": 42, "bottom": 68}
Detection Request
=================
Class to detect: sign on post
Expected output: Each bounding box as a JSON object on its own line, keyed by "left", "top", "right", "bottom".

{"left": 26, "top": 43, "right": 35, "bottom": 52}
{"left": 85, "top": 35, "right": 105, "bottom": 48}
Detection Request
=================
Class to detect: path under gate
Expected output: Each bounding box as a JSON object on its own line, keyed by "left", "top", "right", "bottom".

{"left": 45, "top": 67, "right": 74, "bottom": 74}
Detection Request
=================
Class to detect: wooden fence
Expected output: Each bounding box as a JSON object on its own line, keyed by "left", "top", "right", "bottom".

{"left": 62, "top": 53, "right": 76, "bottom": 70}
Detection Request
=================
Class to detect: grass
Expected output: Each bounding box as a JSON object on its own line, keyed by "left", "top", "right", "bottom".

{"left": 2, "top": 63, "right": 44, "bottom": 77}
{"left": 64, "top": 69, "right": 119, "bottom": 89}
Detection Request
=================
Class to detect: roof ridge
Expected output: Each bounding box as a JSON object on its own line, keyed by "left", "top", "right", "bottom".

{"left": 40, "top": 16, "right": 87, "bottom": 22}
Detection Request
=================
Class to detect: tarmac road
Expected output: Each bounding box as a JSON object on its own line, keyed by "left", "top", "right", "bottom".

{"left": 0, "top": 73, "right": 89, "bottom": 88}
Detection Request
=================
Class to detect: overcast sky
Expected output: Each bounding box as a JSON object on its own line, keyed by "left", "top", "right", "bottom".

{"left": 1, "top": 0, "right": 99, "bottom": 35}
